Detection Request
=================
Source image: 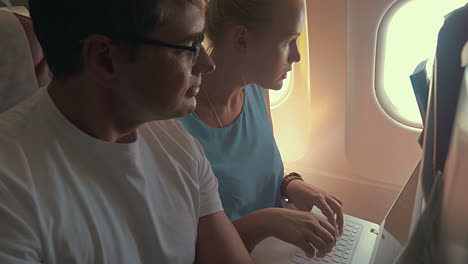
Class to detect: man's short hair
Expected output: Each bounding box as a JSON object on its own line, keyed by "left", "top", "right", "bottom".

{"left": 29, "top": 0, "right": 199, "bottom": 79}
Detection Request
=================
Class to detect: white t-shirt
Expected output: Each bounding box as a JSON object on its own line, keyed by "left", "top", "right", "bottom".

{"left": 0, "top": 87, "right": 224, "bottom": 264}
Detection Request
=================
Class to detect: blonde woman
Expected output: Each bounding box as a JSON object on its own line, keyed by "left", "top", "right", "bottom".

{"left": 179, "top": 0, "right": 344, "bottom": 258}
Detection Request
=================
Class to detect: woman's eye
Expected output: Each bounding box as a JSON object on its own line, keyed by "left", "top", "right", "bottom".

{"left": 288, "top": 38, "right": 298, "bottom": 47}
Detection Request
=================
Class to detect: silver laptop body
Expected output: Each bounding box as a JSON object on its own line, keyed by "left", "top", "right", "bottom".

{"left": 251, "top": 162, "right": 421, "bottom": 264}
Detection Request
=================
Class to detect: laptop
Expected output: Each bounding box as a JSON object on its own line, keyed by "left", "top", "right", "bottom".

{"left": 251, "top": 162, "right": 422, "bottom": 264}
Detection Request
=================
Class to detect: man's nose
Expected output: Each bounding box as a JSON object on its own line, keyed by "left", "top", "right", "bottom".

{"left": 193, "top": 46, "right": 215, "bottom": 74}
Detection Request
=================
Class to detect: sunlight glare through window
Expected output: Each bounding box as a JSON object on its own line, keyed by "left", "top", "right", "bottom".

{"left": 269, "top": 73, "right": 292, "bottom": 108}
{"left": 380, "top": 0, "right": 466, "bottom": 127}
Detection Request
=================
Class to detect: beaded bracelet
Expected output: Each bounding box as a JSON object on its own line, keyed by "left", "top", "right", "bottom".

{"left": 280, "top": 172, "right": 304, "bottom": 200}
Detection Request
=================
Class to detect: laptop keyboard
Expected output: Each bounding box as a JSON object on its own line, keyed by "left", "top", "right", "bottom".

{"left": 289, "top": 220, "right": 362, "bottom": 264}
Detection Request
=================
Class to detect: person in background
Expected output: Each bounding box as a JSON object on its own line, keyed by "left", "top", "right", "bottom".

{"left": 0, "top": 0, "right": 254, "bottom": 263}
{"left": 179, "top": 0, "right": 344, "bottom": 258}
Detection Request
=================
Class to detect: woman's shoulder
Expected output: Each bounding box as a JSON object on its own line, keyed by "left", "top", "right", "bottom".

{"left": 246, "top": 83, "right": 265, "bottom": 92}
{"left": 176, "top": 112, "right": 200, "bottom": 128}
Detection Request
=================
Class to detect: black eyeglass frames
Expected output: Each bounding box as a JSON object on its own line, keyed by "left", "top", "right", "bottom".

{"left": 108, "top": 35, "right": 202, "bottom": 65}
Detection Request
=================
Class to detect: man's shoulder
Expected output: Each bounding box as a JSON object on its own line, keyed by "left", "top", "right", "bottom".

{"left": 142, "top": 119, "right": 205, "bottom": 159}
{"left": 146, "top": 119, "right": 195, "bottom": 142}
{"left": 151, "top": 118, "right": 186, "bottom": 132}
{"left": 0, "top": 100, "right": 38, "bottom": 143}
{"left": 0, "top": 115, "right": 33, "bottom": 192}
{"left": 0, "top": 91, "right": 45, "bottom": 162}
{"left": 0, "top": 89, "right": 42, "bottom": 128}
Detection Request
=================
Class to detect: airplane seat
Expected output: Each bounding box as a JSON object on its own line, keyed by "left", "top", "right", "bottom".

{"left": 14, "top": 9, "right": 51, "bottom": 88}
{"left": 419, "top": 3, "right": 468, "bottom": 200}
{"left": 393, "top": 42, "right": 468, "bottom": 264}
{"left": 0, "top": 7, "right": 51, "bottom": 113}
{"left": 437, "top": 40, "right": 468, "bottom": 263}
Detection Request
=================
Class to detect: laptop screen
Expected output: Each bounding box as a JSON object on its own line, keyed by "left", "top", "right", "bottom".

{"left": 371, "top": 162, "right": 422, "bottom": 264}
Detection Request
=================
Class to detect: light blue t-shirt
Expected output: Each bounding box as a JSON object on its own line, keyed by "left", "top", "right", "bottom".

{"left": 178, "top": 84, "right": 284, "bottom": 221}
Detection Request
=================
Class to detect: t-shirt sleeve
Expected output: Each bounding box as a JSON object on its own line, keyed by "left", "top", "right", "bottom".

{"left": 0, "top": 171, "right": 42, "bottom": 263}
{"left": 194, "top": 140, "right": 224, "bottom": 218}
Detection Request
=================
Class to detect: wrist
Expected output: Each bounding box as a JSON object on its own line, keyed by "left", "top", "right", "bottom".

{"left": 280, "top": 172, "right": 304, "bottom": 200}
{"left": 285, "top": 180, "right": 303, "bottom": 199}
{"left": 233, "top": 208, "right": 278, "bottom": 251}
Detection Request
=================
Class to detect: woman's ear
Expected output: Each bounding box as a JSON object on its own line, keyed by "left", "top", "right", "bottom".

{"left": 231, "top": 25, "right": 249, "bottom": 53}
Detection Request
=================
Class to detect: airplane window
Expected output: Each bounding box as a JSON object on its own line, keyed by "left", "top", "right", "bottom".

{"left": 269, "top": 72, "right": 292, "bottom": 108}
{"left": 376, "top": 0, "right": 466, "bottom": 128}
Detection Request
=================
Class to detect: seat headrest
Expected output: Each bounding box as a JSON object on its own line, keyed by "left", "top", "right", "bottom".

{"left": 0, "top": 7, "right": 50, "bottom": 113}
{"left": 13, "top": 9, "right": 51, "bottom": 87}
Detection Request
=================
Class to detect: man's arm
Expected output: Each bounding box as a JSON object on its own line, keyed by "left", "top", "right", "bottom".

{"left": 232, "top": 209, "right": 272, "bottom": 252}
{"left": 187, "top": 127, "right": 254, "bottom": 263}
{"left": 195, "top": 211, "right": 254, "bottom": 264}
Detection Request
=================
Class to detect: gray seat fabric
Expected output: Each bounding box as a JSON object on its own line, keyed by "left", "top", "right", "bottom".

{"left": 0, "top": 8, "right": 38, "bottom": 113}
{"left": 0, "top": 7, "right": 51, "bottom": 113}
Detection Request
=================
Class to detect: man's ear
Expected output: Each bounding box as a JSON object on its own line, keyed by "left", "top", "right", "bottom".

{"left": 232, "top": 25, "right": 249, "bottom": 53}
{"left": 81, "top": 34, "right": 119, "bottom": 89}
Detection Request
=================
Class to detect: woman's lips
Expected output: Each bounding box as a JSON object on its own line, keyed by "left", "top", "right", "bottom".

{"left": 282, "top": 69, "right": 292, "bottom": 79}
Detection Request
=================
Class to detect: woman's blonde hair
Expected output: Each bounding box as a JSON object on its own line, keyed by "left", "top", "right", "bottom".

{"left": 204, "top": 0, "right": 275, "bottom": 50}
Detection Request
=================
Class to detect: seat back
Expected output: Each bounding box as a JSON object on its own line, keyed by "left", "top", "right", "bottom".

{"left": 14, "top": 9, "right": 51, "bottom": 87}
{"left": 437, "top": 41, "right": 468, "bottom": 263}
{"left": 0, "top": 7, "right": 50, "bottom": 113}
{"left": 433, "top": 4, "right": 468, "bottom": 173}
{"left": 419, "top": 4, "right": 468, "bottom": 200}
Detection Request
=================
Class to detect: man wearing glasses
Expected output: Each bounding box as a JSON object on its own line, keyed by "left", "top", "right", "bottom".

{"left": 0, "top": 0, "right": 254, "bottom": 263}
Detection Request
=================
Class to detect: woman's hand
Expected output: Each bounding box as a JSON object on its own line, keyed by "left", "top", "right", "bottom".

{"left": 286, "top": 180, "right": 344, "bottom": 234}
{"left": 265, "top": 208, "right": 337, "bottom": 258}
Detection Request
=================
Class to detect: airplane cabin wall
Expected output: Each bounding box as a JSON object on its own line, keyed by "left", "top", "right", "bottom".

{"left": 346, "top": 0, "right": 421, "bottom": 187}
{"left": 272, "top": 0, "right": 422, "bottom": 224}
